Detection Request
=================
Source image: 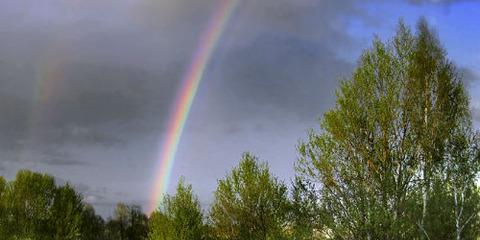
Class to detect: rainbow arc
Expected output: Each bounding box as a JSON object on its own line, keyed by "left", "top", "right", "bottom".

{"left": 149, "top": 0, "right": 239, "bottom": 213}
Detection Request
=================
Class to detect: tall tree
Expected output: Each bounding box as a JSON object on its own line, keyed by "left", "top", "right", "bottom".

{"left": 288, "top": 177, "right": 325, "bottom": 240}
{"left": 0, "top": 170, "right": 106, "bottom": 240}
{"left": 445, "top": 128, "right": 480, "bottom": 240}
{"left": 209, "top": 153, "right": 289, "bottom": 240}
{"left": 149, "top": 178, "right": 206, "bottom": 240}
{"left": 126, "top": 205, "right": 149, "bottom": 240}
{"left": 51, "top": 184, "right": 84, "bottom": 240}
{"left": 297, "top": 19, "right": 479, "bottom": 239}
{"left": 106, "top": 203, "right": 149, "bottom": 240}
{"left": 80, "top": 204, "right": 106, "bottom": 240}
{"left": 7, "top": 170, "right": 57, "bottom": 239}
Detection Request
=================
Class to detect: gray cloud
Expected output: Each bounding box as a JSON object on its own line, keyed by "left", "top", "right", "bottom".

{"left": 199, "top": 0, "right": 362, "bottom": 124}
{"left": 38, "top": 149, "right": 86, "bottom": 166}
{"left": 217, "top": 35, "right": 352, "bottom": 120}
{"left": 0, "top": 61, "right": 171, "bottom": 157}
{"left": 0, "top": 0, "right": 368, "bottom": 216}
{"left": 74, "top": 183, "right": 119, "bottom": 217}
{"left": 0, "top": 0, "right": 216, "bottom": 160}
{"left": 0, "top": 94, "right": 30, "bottom": 151}
{"left": 6, "top": 0, "right": 478, "bottom": 218}
{"left": 0, "top": 0, "right": 363, "bottom": 159}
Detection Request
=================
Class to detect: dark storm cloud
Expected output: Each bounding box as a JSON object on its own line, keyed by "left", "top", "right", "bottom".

{"left": 0, "top": 0, "right": 375, "bottom": 216}
{"left": 39, "top": 149, "right": 86, "bottom": 166}
{"left": 0, "top": 94, "right": 30, "bottom": 150}
{"left": 40, "top": 157, "right": 84, "bottom": 166}
{"left": 0, "top": 0, "right": 188, "bottom": 158}
{"left": 218, "top": 36, "right": 352, "bottom": 120}
{"left": 0, "top": 61, "right": 172, "bottom": 152}
{"left": 207, "top": 0, "right": 362, "bottom": 122}
{"left": 0, "top": 0, "right": 365, "bottom": 159}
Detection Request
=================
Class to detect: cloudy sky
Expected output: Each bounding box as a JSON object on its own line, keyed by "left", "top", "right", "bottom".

{"left": 0, "top": 0, "right": 479, "bottom": 217}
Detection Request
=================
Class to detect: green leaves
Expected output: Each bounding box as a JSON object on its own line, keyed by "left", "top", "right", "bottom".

{"left": 106, "top": 203, "right": 148, "bottom": 240}
{"left": 0, "top": 170, "right": 107, "bottom": 240}
{"left": 210, "top": 153, "right": 289, "bottom": 240}
{"left": 296, "top": 19, "right": 479, "bottom": 239}
{"left": 149, "top": 179, "right": 205, "bottom": 240}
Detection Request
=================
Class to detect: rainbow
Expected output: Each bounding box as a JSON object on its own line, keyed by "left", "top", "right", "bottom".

{"left": 149, "top": 0, "right": 238, "bottom": 213}
{"left": 19, "top": 31, "right": 68, "bottom": 164}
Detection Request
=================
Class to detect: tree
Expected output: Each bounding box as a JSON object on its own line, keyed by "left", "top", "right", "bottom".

{"left": 106, "top": 203, "right": 149, "bottom": 240}
{"left": 288, "top": 177, "right": 325, "bottom": 240}
{"left": 149, "top": 178, "right": 206, "bottom": 240}
{"left": 126, "top": 205, "right": 149, "bottom": 240}
{"left": 297, "top": 19, "right": 479, "bottom": 239}
{"left": 148, "top": 211, "right": 174, "bottom": 240}
{"left": 0, "top": 170, "right": 106, "bottom": 240}
{"left": 51, "top": 184, "right": 84, "bottom": 240}
{"left": 7, "top": 170, "right": 57, "bottom": 239}
{"left": 80, "top": 204, "right": 106, "bottom": 240}
{"left": 209, "top": 153, "right": 289, "bottom": 240}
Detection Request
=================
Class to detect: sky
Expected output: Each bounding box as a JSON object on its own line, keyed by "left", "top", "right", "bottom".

{"left": 0, "top": 0, "right": 479, "bottom": 217}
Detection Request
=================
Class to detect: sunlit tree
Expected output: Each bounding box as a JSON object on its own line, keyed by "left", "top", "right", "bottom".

{"left": 297, "top": 19, "right": 479, "bottom": 239}
{"left": 0, "top": 170, "right": 107, "bottom": 240}
{"left": 80, "top": 204, "right": 105, "bottom": 240}
{"left": 149, "top": 179, "right": 205, "bottom": 240}
{"left": 210, "top": 153, "right": 289, "bottom": 240}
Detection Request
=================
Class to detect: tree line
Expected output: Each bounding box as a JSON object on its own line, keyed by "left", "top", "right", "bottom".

{"left": 1, "top": 19, "right": 479, "bottom": 240}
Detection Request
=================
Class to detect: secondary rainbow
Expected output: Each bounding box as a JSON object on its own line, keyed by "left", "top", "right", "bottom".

{"left": 149, "top": 0, "right": 238, "bottom": 213}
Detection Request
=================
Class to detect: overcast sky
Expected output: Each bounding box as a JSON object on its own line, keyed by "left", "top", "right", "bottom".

{"left": 0, "top": 0, "right": 479, "bottom": 217}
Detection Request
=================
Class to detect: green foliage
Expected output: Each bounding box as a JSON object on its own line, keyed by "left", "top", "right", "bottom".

{"left": 0, "top": 169, "right": 149, "bottom": 240}
{"left": 80, "top": 204, "right": 106, "bottom": 240}
{"left": 149, "top": 179, "right": 206, "bottom": 240}
{"left": 105, "top": 203, "right": 149, "bottom": 240}
{"left": 0, "top": 170, "right": 109, "bottom": 240}
{"left": 288, "top": 177, "right": 325, "bottom": 240}
{"left": 148, "top": 211, "right": 174, "bottom": 240}
{"left": 6, "top": 170, "right": 58, "bottom": 239}
{"left": 209, "top": 153, "right": 289, "bottom": 240}
{"left": 51, "top": 184, "right": 84, "bottom": 239}
{"left": 297, "top": 19, "right": 480, "bottom": 239}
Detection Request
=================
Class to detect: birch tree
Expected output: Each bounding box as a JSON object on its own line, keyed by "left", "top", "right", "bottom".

{"left": 297, "top": 19, "right": 479, "bottom": 239}
{"left": 446, "top": 128, "right": 480, "bottom": 240}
